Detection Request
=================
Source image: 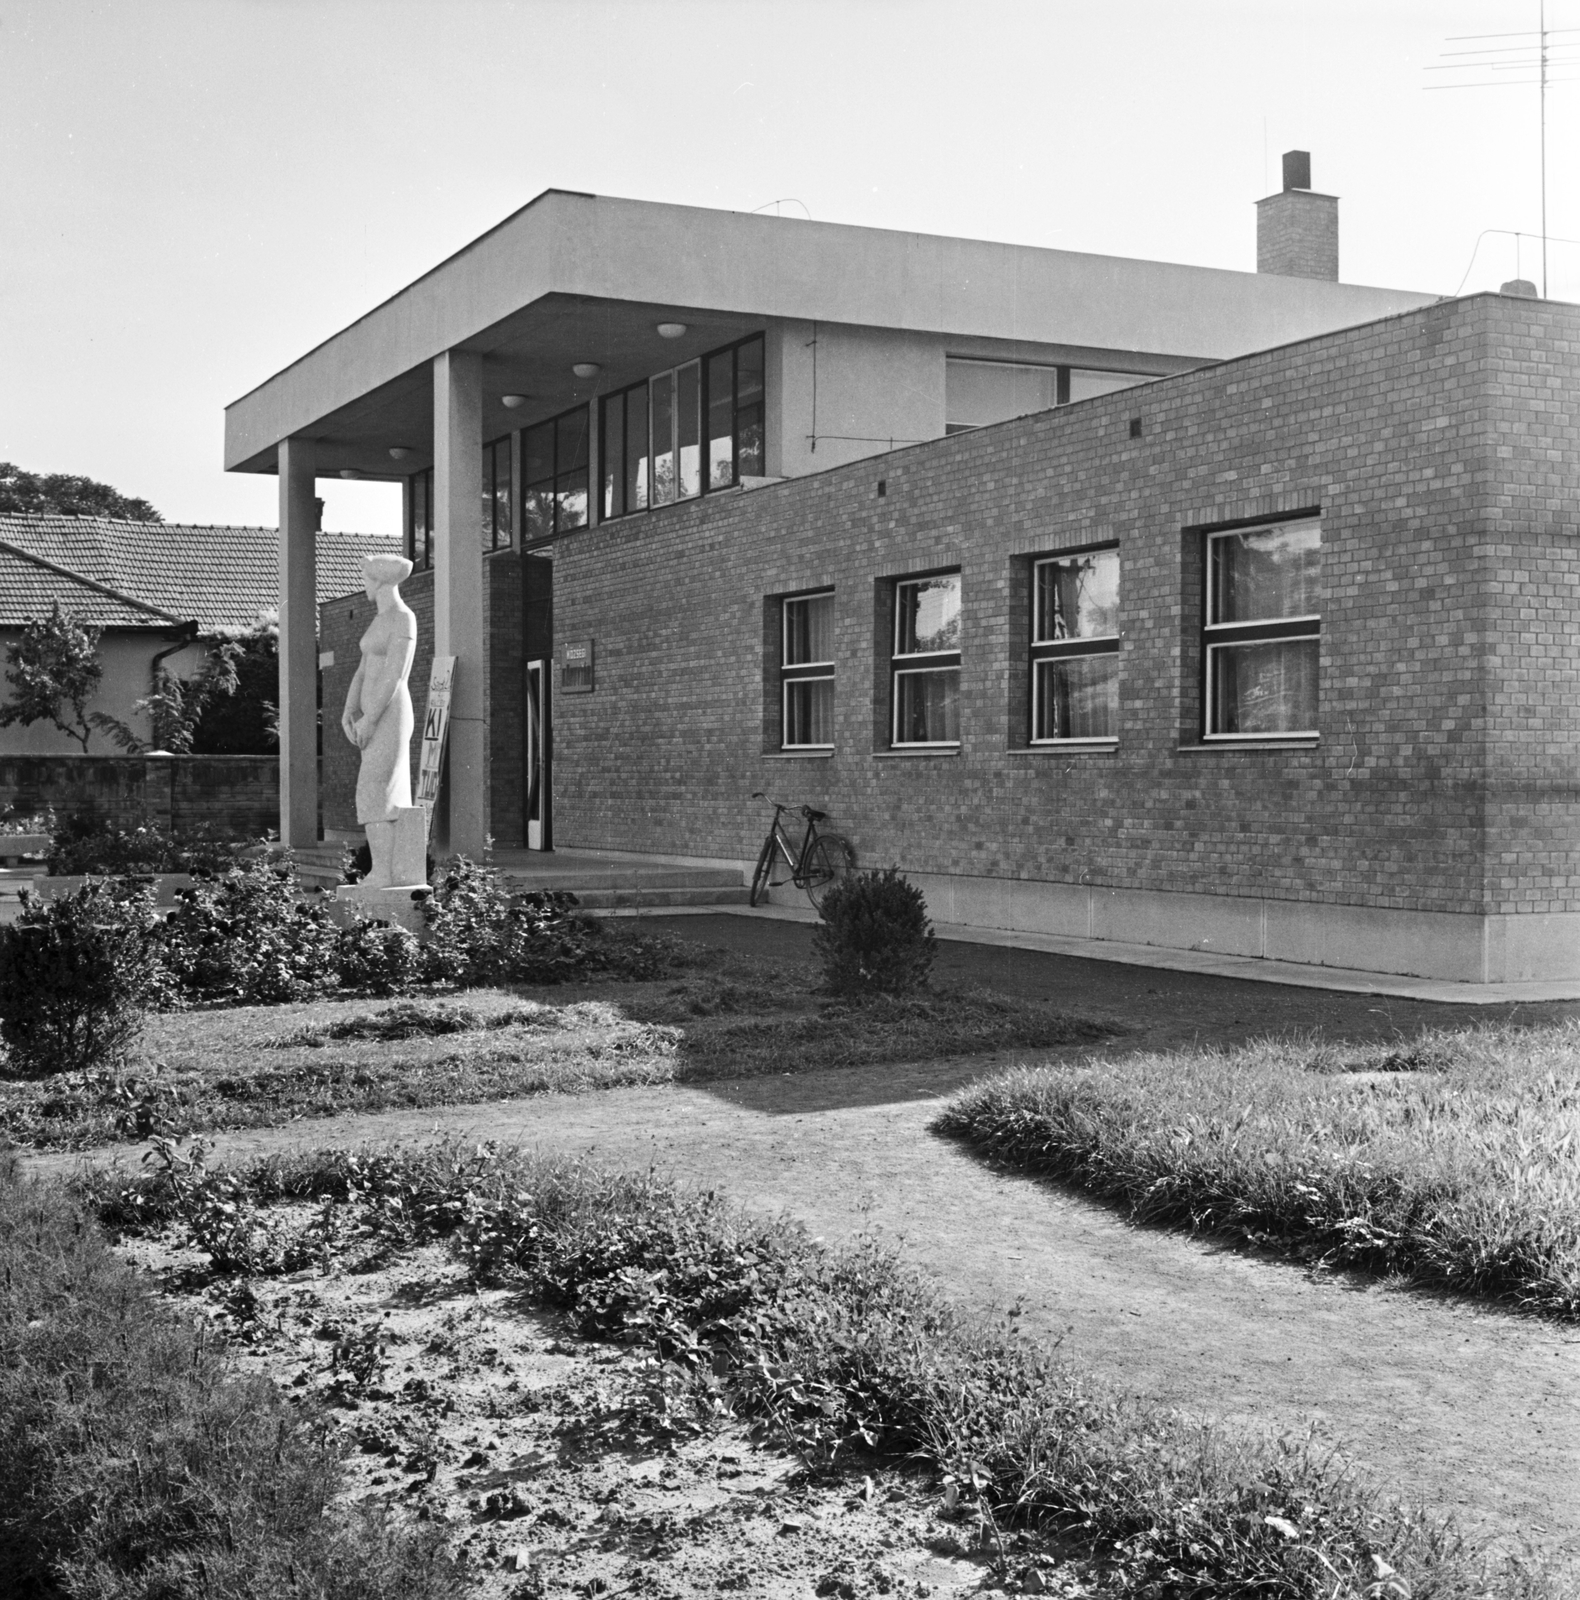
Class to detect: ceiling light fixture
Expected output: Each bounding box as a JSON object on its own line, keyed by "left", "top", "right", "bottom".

{"left": 572, "top": 362, "right": 601, "bottom": 379}
{"left": 388, "top": 446, "right": 412, "bottom": 460}
{"left": 656, "top": 322, "right": 687, "bottom": 339}
{"left": 339, "top": 468, "right": 363, "bottom": 480}
{"left": 501, "top": 394, "right": 528, "bottom": 409}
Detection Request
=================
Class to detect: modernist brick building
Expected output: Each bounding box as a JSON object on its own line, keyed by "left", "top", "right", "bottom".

{"left": 224, "top": 177, "right": 1580, "bottom": 984}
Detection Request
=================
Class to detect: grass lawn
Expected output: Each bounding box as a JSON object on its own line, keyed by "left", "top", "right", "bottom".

{"left": 934, "top": 1021, "right": 1580, "bottom": 1318}
{"left": 0, "top": 940, "right": 1119, "bottom": 1151}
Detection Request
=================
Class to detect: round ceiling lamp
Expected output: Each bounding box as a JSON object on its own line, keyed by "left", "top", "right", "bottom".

{"left": 338, "top": 468, "right": 363, "bottom": 480}
{"left": 501, "top": 394, "right": 529, "bottom": 409}
{"left": 656, "top": 322, "right": 688, "bottom": 339}
{"left": 572, "top": 362, "right": 601, "bottom": 379}
{"left": 387, "top": 446, "right": 413, "bottom": 460}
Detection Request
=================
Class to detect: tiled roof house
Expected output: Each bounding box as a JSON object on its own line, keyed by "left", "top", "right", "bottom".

{"left": 0, "top": 515, "right": 396, "bottom": 756}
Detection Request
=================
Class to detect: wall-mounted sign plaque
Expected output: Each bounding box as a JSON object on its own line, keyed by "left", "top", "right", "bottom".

{"left": 560, "top": 638, "right": 595, "bottom": 694}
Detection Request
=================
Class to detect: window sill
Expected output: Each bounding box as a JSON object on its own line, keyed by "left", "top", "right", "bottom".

{"left": 873, "top": 747, "right": 961, "bottom": 759}
{"left": 1178, "top": 739, "right": 1319, "bottom": 752}
{"left": 1009, "top": 741, "right": 1118, "bottom": 754}
{"left": 762, "top": 750, "right": 833, "bottom": 759}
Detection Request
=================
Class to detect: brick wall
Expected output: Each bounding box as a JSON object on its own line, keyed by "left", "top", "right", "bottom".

{"left": 547, "top": 293, "right": 1580, "bottom": 920}
{"left": 1256, "top": 190, "right": 1339, "bottom": 280}
{"left": 0, "top": 754, "right": 277, "bottom": 836}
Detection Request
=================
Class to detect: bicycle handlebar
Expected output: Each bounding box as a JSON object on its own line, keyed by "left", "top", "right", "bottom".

{"left": 753, "top": 791, "right": 822, "bottom": 820}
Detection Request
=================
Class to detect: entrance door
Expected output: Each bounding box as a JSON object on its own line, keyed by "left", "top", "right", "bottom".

{"left": 525, "top": 658, "right": 550, "bottom": 850}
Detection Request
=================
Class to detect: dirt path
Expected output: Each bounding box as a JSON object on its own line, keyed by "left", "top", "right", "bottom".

{"left": 29, "top": 1045, "right": 1580, "bottom": 1565}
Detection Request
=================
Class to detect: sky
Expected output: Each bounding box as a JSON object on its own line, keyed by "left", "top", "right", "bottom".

{"left": 3, "top": 0, "right": 1576, "bottom": 539}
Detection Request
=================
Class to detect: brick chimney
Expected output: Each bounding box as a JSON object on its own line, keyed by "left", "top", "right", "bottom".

{"left": 1256, "top": 150, "right": 1339, "bottom": 281}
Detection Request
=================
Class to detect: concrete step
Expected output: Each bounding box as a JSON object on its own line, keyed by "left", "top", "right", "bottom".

{"left": 566, "top": 885, "right": 752, "bottom": 910}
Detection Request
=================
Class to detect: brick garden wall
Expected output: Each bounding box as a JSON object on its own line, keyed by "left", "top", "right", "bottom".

{"left": 546, "top": 293, "right": 1580, "bottom": 919}
{"left": 0, "top": 754, "right": 278, "bottom": 837}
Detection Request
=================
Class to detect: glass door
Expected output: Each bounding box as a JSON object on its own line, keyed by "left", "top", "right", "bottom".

{"left": 525, "top": 659, "right": 549, "bottom": 850}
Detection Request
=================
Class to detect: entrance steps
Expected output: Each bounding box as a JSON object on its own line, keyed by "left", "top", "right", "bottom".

{"left": 291, "top": 843, "right": 749, "bottom": 911}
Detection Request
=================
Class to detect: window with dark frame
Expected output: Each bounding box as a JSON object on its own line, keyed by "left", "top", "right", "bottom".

{"left": 1030, "top": 547, "right": 1120, "bottom": 742}
{"left": 1203, "top": 519, "right": 1321, "bottom": 740}
{"left": 781, "top": 590, "right": 834, "bottom": 749}
{"left": 406, "top": 468, "right": 433, "bottom": 571}
{"left": 891, "top": 572, "right": 962, "bottom": 747}
{"left": 523, "top": 407, "right": 590, "bottom": 542}
{"left": 482, "top": 437, "right": 513, "bottom": 552}
{"left": 601, "top": 332, "right": 765, "bottom": 521}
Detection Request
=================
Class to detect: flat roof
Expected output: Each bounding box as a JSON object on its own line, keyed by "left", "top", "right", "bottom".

{"left": 225, "top": 189, "right": 1436, "bottom": 472}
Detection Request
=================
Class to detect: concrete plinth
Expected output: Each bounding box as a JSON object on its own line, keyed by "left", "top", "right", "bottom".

{"left": 332, "top": 881, "right": 432, "bottom": 934}
{"left": 390, "top": 806, "right": 429, "bottom": 886}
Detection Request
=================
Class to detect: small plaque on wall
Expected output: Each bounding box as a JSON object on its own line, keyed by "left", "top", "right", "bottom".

{"left": 560, "top": 638, "right": 595, "bottom": 693}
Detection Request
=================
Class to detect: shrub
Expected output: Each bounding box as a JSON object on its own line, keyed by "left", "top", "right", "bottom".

{"left": 421, "top": 858, "right": 601, "bottom": 986}
{"left": 46, "top": 814, "right": 247, "bottom": 877}
{"left": 160, "top": 854, "right": 339, "bottom": 1006}
{"left": 0, "top": 1153, "right": 461, "bottom": 1600}
{"left": 813, "top": 867, "right": 936, "bottom": 997}
{"left": 0, "top": 880, "right": 162, "bottom": 1078}
{"left": 334, "top": 917, "right": 421, "bottom": 997}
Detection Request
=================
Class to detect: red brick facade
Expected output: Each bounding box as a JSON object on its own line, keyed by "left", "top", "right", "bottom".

{"left": 546, "top": 294, "right": 1580, "bottom": 925}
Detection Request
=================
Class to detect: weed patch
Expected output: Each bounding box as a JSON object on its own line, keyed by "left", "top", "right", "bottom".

{"left": 934, "top": 1023, "right": 1580, "bottom": 1318}
{"left": 0, "top": 1151, "right": 460, "bottom": 1599}
{"left": 79, "top": 1140, "right": 1566, "bottom": 1600}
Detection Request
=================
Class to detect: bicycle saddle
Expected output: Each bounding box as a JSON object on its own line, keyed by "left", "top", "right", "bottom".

{"left": 803, "top": 807, "right": 828, "bottom": 821}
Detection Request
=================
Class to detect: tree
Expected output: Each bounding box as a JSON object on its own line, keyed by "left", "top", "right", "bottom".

{"left": 0, "top": 461, "right": 162, "bottom": 522}
{"left": 90, "top": 642, "right": 241, "bottom": 754}
{"left": 0, "top": 604, "right": 104, "bottom": 751}
{"left": 190, "top": 614, "right": 279, "bottom": 755}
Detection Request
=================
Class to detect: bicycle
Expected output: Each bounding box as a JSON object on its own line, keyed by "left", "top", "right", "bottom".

{"left": 748, "top": 792, "right": 856, "bottom": 908}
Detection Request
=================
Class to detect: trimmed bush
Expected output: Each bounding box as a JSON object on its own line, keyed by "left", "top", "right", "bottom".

{"left": 813, "top": 867, "right": 936, "bottom": 996}
{"left": 0, "top": 880, "right": 162, "bottom": 1078}
{"left": 0, "top": 1153, "right": 461, "bottom": 1599}
{"left": 160, "top": 854, "right": 339, "bottom": 1006}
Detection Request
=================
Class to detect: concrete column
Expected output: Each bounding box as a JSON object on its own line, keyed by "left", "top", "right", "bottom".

{"left": 433, "top": 348, "right": 487, "bottom": 856}
{"left": 277, "top": 435, "right": 318, "bottom": 847}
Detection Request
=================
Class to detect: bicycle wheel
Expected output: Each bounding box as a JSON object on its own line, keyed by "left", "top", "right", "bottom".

{"left": 748, "top": 835, "right": 778, "bottom": 906}
{"left": 802, "top": 832, "right": 856, "bottom": 909}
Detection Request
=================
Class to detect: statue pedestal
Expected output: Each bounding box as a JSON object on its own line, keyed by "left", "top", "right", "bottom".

{"left": 332, "top": 882, "right": 431, "bottom": 935}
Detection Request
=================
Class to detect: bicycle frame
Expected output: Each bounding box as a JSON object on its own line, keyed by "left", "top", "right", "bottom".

{"left": 749, "top": 792, "right": 855, "bottom": 908}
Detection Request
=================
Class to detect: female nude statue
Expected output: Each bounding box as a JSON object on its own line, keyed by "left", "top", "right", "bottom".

{"left": 341, "top": 553, "right": 417, "bottom": 887}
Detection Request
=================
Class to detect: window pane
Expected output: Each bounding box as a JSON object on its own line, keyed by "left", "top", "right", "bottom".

{"left": 1068, "top": 368, "right": 1151, "bottom": 402}
{"left": 650, "top": 371, "right": 675, "bottom": 505}
{"left": 494, "top": 443, "right": 512, "bottom": 548}
{"left": 1035, "top": 550, "right": 1119, "bottom": 642}
{"left": 556, "top": 469, "right": 588, "bottom": 532}
{"left": 707, "top": 349, "right": 735, "bottom": 489}
{"left": 523, "top": 422, "right": 553, "bottom": 488}
{"left": 556, "top": 408, "right": 589, "bottom": 474}
{"left": 601, "top": 393, "right": 624, "bottom": 520}
{"left": 945, "top": 358, "right": 1058, "bottom": 431}
{"left": 1209, "top": 637, "right": 1319, "bottom": 734}
{"left": 895, "top": 668, "right": 960, "bottom": 743}
{"left": 784, "top": 592, "right": 834, "bottom": 665}
{"left": 1034, "top": 654, "right": 1118, "bottom": 740}
{"left": 1210, "top": 523, "right": 1321, "bottom": 623}
{"left": 481, "top": 444, "right": 496, "bottom": 550}
{"left": 737, "top": 337, "right": 765, "bottom": 476}
{"left": 523, "top": 487, "right": 553, "bottom": 542}
{"left": 677, "top": 361, "right": 700, "bottom": 499}
{"left": 896, "top": 573, "right": 962, "bottom": 655}
{"left": 784, "top": 677, "right": 834, "bottom": 746}
{"left": 625, "top": 385, "right": 649, "bottom": 512}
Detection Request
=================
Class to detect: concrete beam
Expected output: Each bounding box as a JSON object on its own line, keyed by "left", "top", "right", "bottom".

{"left": 433, "top": 349, "right": 487, "bottom": 857}
{"left": 277, "top": 436, "right": 318, "bottom": 848}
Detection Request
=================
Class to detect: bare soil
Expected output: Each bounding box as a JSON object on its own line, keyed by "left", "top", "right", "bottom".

{"left": 29, "top": 919, "right": 1580, "bottom": 1572}
{"left": 118, "top": 1218, "right": 1092, "bottom": 1599}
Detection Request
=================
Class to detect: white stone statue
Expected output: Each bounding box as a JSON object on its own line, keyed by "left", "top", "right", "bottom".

{"left": 341, "top": 553, "right": 419, "bottom": 888}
